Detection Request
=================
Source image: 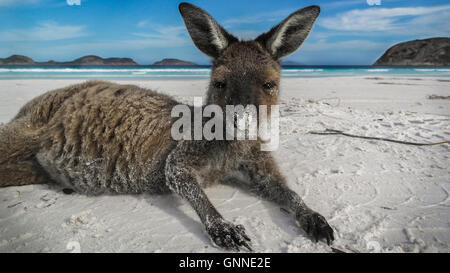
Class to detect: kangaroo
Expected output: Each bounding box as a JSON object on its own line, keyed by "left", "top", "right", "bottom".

{"left": 0, "top": 2, "right": 334, "bottom": 251}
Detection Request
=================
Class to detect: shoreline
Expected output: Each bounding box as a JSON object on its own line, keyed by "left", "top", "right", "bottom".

{"left": 1, "top": 67, "right": 450, "bottom": 81}
{"left": 1, "top": 76, "right": 449, "bottom": 123}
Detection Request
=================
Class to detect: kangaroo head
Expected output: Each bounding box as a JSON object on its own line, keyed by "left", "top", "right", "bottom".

{"left": 179, "top": 2, "right": 320, "bottom": 109}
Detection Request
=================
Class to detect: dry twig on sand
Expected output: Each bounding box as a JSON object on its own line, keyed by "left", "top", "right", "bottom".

{"left": 309, "top": 129, "right": 450, "bottom": 146}
{"left": 427, "top": 94, "right": 450, "bottom": 100}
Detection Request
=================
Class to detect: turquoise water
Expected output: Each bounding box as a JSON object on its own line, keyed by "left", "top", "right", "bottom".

{"left": 1, "top": 66, "right": 450, "bottom": 79}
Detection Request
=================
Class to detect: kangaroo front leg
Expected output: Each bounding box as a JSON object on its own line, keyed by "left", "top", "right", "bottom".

{"left": 165, "top": 146, "right": 251, "bottom": 251}
{"left": 239, "top": 153, "right": 334, "bottom": 245}
{"left": 255, "top": 175, "right": 334, "bottom": 245}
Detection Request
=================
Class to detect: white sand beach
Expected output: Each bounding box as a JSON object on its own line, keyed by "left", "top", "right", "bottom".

{"left": 0, "top": 76, "right": 449, "bottom": 253}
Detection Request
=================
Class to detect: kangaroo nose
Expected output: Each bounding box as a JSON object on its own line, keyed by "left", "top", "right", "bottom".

{"left": 228, "top": 88, "right": 253, "bottom": 105}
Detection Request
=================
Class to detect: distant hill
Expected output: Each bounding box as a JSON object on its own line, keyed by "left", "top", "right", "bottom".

{"left": 0, "top": 55, "right": 138, "bottom": 66}
{"left": 61, "top": 55, "right": 138, "bottom": 66}
{"left": 0, "top": 55, "right": 35, "bottom": 65}
{"left": 374, "top": 38, "right": 450, "bottom": 66}
{"left": 153, "top": 58, "right": 197, "bottom": 66}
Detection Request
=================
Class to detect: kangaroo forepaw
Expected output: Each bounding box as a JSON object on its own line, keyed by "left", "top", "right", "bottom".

{"left": 296, "top": 211, "right": 334, "bottom": 245}
{"left": 206, "top": 218, "right": 252, "bottom": 252}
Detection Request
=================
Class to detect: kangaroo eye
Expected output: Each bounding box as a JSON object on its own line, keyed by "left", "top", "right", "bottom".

{"left": 214, "top": 81, "right": 226, "bottom": 89}
{"left": 263, "top": 81, "right": 276, "bottom": 89}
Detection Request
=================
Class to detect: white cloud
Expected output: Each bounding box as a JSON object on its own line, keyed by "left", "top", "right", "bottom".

{"left": 37, "top": 24, "right": 189, "bottom": 56}
{"left": 320, "top": 4, "right": 450, "bottom": 32}
{"left": 221, "top": 1, "right": 369, "bottom": 29}
{"left": 66, "top": 0, "right": 80, "bottom": 6}
{"left": 366, "top": 0, "right": 381, "bottom": 6}
{"left": 35, "top": 37, "right": 190, "bottom": 58}
{"left": 289, "top": 39, "right": 392, "bottom": 65}
{"left": 131, "top": 25, "right": 188, "bottom": 46}
{"left": 301, "top": 39, "right": 390, "bottom": 52}
{"left": 137, "top": 20, "right": 149, "bottom": 28}
{"left": 0, "top": 22, "right": 86, "bottom": 41}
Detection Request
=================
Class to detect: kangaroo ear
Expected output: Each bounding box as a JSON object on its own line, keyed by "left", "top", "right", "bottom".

{"left": 179, "top": 2, "right": 238, "bottom": 59}
{"left": 255, "top": 5, "right": 320, "bottom": 60}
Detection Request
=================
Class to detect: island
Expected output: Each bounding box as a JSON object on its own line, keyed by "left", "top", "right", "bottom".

{"left": 62, "top": 55, "right": 138, "bottom": 66}
{"left": 0, "top": 55, "right": 35, "bottom": 65}
{"left": 0, "top": 55, "right": 138, "bottom": 66}
{"left": 374, "top": 37, "right": 450, "bottom": 66}
{"left": 152, "top": 58, "right": 197, "bottom": 66}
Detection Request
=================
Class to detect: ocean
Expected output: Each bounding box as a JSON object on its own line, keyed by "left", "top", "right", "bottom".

{"left": 1, "top": 66, "right": 450, "bottom": 80}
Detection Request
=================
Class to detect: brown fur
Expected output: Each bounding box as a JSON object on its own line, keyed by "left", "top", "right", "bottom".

{"left": 1, "top": 81, "right": 177, "bottom": 194}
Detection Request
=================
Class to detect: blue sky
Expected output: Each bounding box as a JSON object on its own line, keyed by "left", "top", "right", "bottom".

{"left": 1, "top": 0, "right": 449, "bottom": 65}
